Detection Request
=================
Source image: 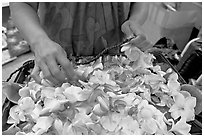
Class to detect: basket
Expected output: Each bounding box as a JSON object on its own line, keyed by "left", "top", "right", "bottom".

{"left": 2, "top": 52, "right": 202, "bottom": 134}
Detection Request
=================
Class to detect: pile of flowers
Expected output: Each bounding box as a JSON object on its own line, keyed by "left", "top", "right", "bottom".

{"left": 6, "top": 45, "right": 197, "bottom": 135}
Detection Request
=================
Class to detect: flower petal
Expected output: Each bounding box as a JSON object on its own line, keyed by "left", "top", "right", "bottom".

{"left": 53, "top": 118, "right": 63, "bottom": 134}
{"left": 121, "top": 44, "right": 131, "bottom": 52}
{"left": 18, "top": 97, "right": 35, "bottom": 113}
{"left": 100, "top": 113, "right": 121, "bottom": 132}
{"left": 141, "top": 118, "right": 158, "bottom": 134}
{"left": 170, "top": 118, "right": 191, "bottom": 135}
{"left": 172, "top": 92, "right": 185, "bottom": 107}
{"left": 32, "top": 116, "right": 54, "bottom": 133}
{"left": 170, "top": 109, "right": 182, "bottom": 120}
{"left": 184, "top": 96, "right": 196, "bottom": 109}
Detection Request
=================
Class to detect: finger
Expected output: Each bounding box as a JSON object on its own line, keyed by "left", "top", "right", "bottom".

{"left": 129, "top": 22, "right": 144, "bottom": 36}
{"left": 56, "top": 54, "right": 78, "bottom": 81}
{"left": 121, "top": 22, "right": 133, "bottom": 38}
{"left": 141, "top": 42, "right": 153, "bottom": 51}
{"left": 136, "top": 40, "right": 151, "bottom": 51}
{"left": 130, "top": 34, "right": 146, "bottom": 46}
{"left": 30, "top": 64, "right": 42, "bottom": 84}
{"left": 39, "top": 61, "right": 59, "bottom": 85}
{"left": 46, "top": 55, "right": 66, "bottom": 83}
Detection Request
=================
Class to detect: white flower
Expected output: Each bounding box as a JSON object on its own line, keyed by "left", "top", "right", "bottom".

{"left": 89, "top": 70, "right": 116, "bottom": 86}
{"left": 32, "top": 116, "right": 54, "bottom": 134}
{"left": 144, "top": 74, "right": 166, "bottom": 89}
{"left": 53, "top": 118, "right": 63, "bottom": 134}
{"left": 169, "top": 117, "right": 191, "bottom": 135}
{"left": 63, "top": 85, "right": 90, "bottom": 103}
{"left": 40, "top": 98, "right": 68, "bottom": 115}
{"left": 18, "top": 97, "right": 35, "bottom": 113}
{"left": 7, "top": 105, "right": 25, "bottom": 124}
{"left": 41, "top": 87, "right": 55, "bottom": 99}
{"left": 119, "top": 115, "right": 140, "bottom": 134}
{"left": 100, "top": 112, "right": 122, "bottom": 132}
{"left": 121, "top": 93, "right": 141, "bottom": 106}
{"left": 137, "top": 100, "right": 166, "bottom": 134}
{"left": 167, "top": 72, "right": 180, "bottom": 92}
{"left": 169, "top": 92, "right": 196, "bottom": 121}
{"left": 30, "top": 103, "right": 43, "bottom": 121}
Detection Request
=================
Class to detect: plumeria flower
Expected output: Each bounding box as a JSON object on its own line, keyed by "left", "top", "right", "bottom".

{"left": 121, "top": 93, "right": 141, "bottom": 106}
{"left": 19, "top": 86, "right": 41, "bottom": 102}
{"left": 143, "top": 73, "right": 166, "bottom": 90}
{"left": 18, "top": 97, "right": 35, "bottom": 113}
{"left": 141, "top": 118, "right": 158, "bottom": 134}
{"left": 40, "top": 87, "right": 55, "bottom": 99}
{"left": 150, "top": 65, "right": 166, "bottom": 77}
{"left": 53, "top": 118, "right": 63, "bottom": 134}
{"left": 121, "top": 44, "right": 141, "bottom": 62}
{"left": 121, "top": 45, "right": 154, "bottom": 69}
{"left": 137, "top": 100, "right": 166, "bottom": 134}
{"left": 62, "top": 113, "right": 91, "bottom": 135}
{"left": 86, "top": 122, "right": 103, "bottom": 134}
{"left": 169, "top": 117, "right": 191, "bottom": 135}
{"left": 30, "top": 103, "right": 43, "bottom": 121}
{"left": 40, "top": 97, "right": 71, "bottom": 115}
{"left": 100, "top": 112, "right": 122, "bottom": 132}
{"left": 64, "top": 121, "right": 88, "bottom": 135}
{"left": 18, "top": 87, "right": 31, "bottom": 98}
{"left": 155, "top": 92, "right": 174, "bottom": 107}
{"left": 72, "top": 113, "right": 92, "bottom": 124}
{"left": 133, "top": 52, "right": 154, "bottom": 69}
{"left": 32, "top": 116, "right": 54, "bottom": 134}
{"left": 169, "top": 92, "right": 196, "bottom": 121}
{"left": 89, "top": 70, "right": 116, "bottom": 86}
{"left": 93, "top": 62, "right": 104, "bottom": 70}
{"left": 27, "top": 81, "right": 44, "bottom": 92}
{"left": 76, "top": 65, "right": 94, "bottom": 78}
{"left": 119, "top": 115, "right": 141, "bottom": 134}
{"left": 135, "top": 85, "right": 151, "bottom": 102}
{"left": 7, "top": 105, "right": 25, "bottom": 124}
{"left": 159, "top": 83, "right": 171, "bottom": 93}
{"left": 54, "top": 87, "right": 66, "bottom": 100}
{"left": 63, "top": 85, "right": 91, "bottom": 103}
{"left": 167, "top": 72, "right": 180, "bottom": 93}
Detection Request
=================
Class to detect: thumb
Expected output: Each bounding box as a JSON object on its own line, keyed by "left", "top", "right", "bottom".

{"left": 121, "top": 21, "right": 134, "bottom": 38}
{"left": 129, "top": 22, "right": 144, "bottom": 36}
{"left": 30, "top": 63, "right": 42, "bottom": 84}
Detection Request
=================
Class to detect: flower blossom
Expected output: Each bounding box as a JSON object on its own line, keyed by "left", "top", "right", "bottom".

{"left": 18, "top": 97, "right": 35, "bottom": 113}
{"left": 169, "top": 117, "right": 191, "bottom": 135}
{"left": 137, "top": 100, "right": 167, "bottom": 134}
{"left": 169, "top": 91, "right": 196, "bottom": 121}
{"left": 32, "top": 116, "right": 54, "bottom": 134}
{"left": 89, "top": 70, "right": 116, "bottom": 86}
{"left": 7, "top": 105, "right": 25, "bottom": 124}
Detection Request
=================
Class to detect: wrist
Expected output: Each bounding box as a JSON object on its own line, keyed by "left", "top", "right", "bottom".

{"left": 29, "top": 33, "right": 50, "bottom": 52}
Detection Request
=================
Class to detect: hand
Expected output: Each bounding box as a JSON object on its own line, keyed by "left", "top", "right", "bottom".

{"left": 121, "top": 20, "right": 153, "bottom": 51}
{"left": 30, "top": 37, "right": 78, "bottom": 86}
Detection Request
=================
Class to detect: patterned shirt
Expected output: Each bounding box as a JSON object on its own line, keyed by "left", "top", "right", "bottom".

{"left": 38, "top": 2, "right": 130, "bottom": 56}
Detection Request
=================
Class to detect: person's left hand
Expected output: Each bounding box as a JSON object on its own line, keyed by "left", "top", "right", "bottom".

{"left": 121, "top": 20, "right": 153, "bottom": 51}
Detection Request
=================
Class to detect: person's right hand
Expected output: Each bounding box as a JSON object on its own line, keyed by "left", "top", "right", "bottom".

{"left": 30, "top": 37, "right": 78, "bottom": 86}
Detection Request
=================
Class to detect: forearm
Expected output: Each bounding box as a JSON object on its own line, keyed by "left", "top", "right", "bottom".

{"left": 128, "top": 2, "right": 149, "bottom": 25}
{"left": 10, "top": 2, "right": 49, "bottom": 50}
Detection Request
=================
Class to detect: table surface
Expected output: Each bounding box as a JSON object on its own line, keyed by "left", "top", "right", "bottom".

{"left": 2, "top": 52, "right": 34, "bottom": 82}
